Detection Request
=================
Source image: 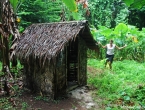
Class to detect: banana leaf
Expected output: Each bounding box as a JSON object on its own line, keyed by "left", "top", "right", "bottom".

{"left": 62, "top": 0, "right": 77, "bottom": 12}
{"left": 10, "top": 0, "right": 18, "bottom": 12}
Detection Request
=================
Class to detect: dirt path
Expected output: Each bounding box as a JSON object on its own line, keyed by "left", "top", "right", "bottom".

{"left": 68, "top": 86, "right": 100, "bottom": 110}
{"left": 19, "top": 85, "right": 99, "bottom": 110}
{"left": 20, "top": 86, "right": 100, "bottom": 110}
{"left": 20, "top": 91, "right": 87, "bottom": 110}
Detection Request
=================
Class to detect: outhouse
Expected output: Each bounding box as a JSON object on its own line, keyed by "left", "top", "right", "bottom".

{"left": 15, "top": 20, "right": 99, "bottom": 99}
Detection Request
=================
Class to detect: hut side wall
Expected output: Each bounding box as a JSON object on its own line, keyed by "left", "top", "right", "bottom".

{"left": 54, "top": 48, "right": 67, "bottom": 98}
{"left": 23, "top": 56, "right": 54, "bottom": 98}
{"left": 78, "top": 37, "right": 87, "bottom": 85}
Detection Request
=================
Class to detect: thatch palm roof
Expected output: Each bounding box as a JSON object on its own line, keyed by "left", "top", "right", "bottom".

{"left": 15, "top": 20, "right": 98, "bottom": 62}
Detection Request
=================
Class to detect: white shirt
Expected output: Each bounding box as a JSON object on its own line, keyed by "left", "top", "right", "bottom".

{"left": 106, "top": 44, "right": 116, "bottom": 55}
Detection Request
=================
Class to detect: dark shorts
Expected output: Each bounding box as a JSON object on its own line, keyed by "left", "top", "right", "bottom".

{"left": 106, "top": 54, "right": 114, "bottom": 63}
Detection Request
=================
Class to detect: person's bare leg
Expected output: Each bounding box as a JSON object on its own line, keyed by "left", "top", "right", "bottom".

{"left": 105, "top": 60, "right": 108, "bottom": 68}
{"left": 105, "top": 62, "right": 107, "bottom": 68}
{"left": 109, "top": 62, "right": 112, "bottom": 70}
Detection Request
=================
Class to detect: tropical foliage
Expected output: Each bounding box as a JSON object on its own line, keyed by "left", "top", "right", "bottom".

{"left": 88, "top": 0, "right": 129, "bottom": 28}
{"left": 90, "top": 23, "right": 145, "bottom": 62}
{"left": 0, "top": 0, "right": 145, "bottom": 109}
{"left": 123, "top": 0, "right": 145, "bottom": 9}
{"left": 8, "top": 0, "right": 144, "bottom": 34}
{"left": 17, "top": 0, "right": 64, "bottom": 32}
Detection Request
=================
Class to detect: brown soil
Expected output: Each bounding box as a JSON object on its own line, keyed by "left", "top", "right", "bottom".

{"left": 19, "top": 90, "right": 87, "bottom": 110}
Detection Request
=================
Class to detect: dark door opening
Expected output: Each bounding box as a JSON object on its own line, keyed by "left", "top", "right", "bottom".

{"left": 67, "top": 38, "right": 78, "bottom": 88}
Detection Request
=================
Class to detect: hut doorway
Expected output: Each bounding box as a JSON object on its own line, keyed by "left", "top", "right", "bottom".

{"left": 67, "top": 38, "right": 78, "bottom": 89}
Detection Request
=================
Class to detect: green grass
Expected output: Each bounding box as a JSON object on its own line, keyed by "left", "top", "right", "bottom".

{"left": 87, "top": 59, "right": 145, "bottom": 109}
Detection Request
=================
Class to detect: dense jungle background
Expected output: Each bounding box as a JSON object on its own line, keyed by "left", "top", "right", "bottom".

{"left": 1, "top": 0, "right": 145, "bottom": 109}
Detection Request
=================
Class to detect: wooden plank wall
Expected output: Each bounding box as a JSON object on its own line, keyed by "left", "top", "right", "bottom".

{"left": 78, "top": 37, "right": 87, "bottom": 86}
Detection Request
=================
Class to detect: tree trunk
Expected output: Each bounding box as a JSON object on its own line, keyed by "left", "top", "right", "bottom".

{"left": 0, "top": 0, "right": 20, "bottom": 71}
{"left": 1, "top": 0, "right": 10, "bottom": 72}
{"left": 2, "top": 37, "right": 10, "bottom": 72}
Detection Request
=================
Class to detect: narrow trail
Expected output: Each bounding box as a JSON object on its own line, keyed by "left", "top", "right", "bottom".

{"left": 68, "top": 86, "right": 100, "bottom": 110}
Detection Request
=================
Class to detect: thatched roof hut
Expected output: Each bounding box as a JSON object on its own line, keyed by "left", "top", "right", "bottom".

{"left": 15, "top": 20, "right": 99, "bottom": 99}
